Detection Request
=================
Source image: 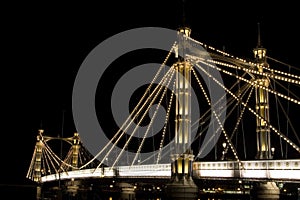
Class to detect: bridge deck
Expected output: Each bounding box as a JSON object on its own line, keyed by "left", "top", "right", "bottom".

{"left": 41, "top": 159, "right": 300, "bottom": 183}
{"left": 193, "top": 159, "right": 300, "bottom": 182}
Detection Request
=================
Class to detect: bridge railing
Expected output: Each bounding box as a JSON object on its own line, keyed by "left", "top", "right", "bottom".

{"left": 40, "top": 160, "right": 300, "bottom": 183}
{"left": 41, "top": 164, "right": 171, "bottom": 182}
{"left": 117, "top": 163, "right": 171, "bottom": 178}
{"left": 193, "top": 159, "right": 300, "bottom": 181}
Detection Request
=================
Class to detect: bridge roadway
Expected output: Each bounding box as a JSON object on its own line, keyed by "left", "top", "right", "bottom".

{"left": 41, "top": 159, "right": 300, "bottom": 183}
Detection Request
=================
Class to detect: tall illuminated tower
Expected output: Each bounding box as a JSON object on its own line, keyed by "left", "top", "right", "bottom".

{"left": 166, "top": 27, "right": 198, "bottom": 200}
{"left": 253, "top": 24, "right": 272, "bottom": 159}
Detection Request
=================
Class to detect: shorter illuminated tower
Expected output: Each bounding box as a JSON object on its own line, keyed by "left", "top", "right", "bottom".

{"left": 71, "top": 132, "right": 81, "bottom": 169}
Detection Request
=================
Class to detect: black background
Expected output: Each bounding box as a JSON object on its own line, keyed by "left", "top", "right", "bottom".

{"left": 1, "top": 1, "right": 300, "bottom": 199}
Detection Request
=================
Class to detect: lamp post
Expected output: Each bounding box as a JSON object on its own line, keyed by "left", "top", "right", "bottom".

{"left": 271, "top": 147, "right": 275, "bottom": 158}
{"left": 221, "top": 142, "right": 227, "bottom": 160}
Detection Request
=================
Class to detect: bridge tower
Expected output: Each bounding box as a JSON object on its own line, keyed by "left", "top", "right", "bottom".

{"left": 33, "top": 129, "right": 44, "bottom": 200}
{"left": 253, "top": 24, "right": 272, "bottom": 160}
{"left": 64, "top": 132, "right": 83, "bottom": 197}
{"left": 166, "top": 27, "right": 198, "bottom": 200}
{"left": 252, "top": 23, "right": 280, "bottom": 200}
{"left": 71, "top": 132, "right": 80, "bottom": 168}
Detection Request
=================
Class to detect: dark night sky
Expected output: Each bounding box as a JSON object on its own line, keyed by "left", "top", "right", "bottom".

{"left": 1, "top": 0, "right": 300, "bottom": 198}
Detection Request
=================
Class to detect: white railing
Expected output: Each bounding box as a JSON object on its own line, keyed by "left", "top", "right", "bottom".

{"left": 41, "top": 159, "right": 300, "bottom": 183}
{"left": 41, "top": 164, "right": 171, "bottom": 182}
{"left": 193, "top": 159, "right": 300, "bottom": 181}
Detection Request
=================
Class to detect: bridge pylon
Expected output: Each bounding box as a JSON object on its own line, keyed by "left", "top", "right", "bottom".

{"left": 165, "top": 26, "right": 198, "bottom": 200}
{"left": 252, "top": 23, "right": 280, "bottom": 200}
{"left": 253, "top": 31, "right": 272, "bottom": 160}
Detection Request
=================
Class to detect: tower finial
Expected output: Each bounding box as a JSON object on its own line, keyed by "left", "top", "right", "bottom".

{"left": 257, "top": 22, "right": 261, "bottom": 47}
{"left": 182, "top": 0, "right": 186, "bottom": 27}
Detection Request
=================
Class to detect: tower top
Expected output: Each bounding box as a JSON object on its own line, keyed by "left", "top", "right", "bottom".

{"left": 181, "top": 0, "right": 187, "bottom": 27}
{"left": 177, "top": 27, "right": 191, "bottom": 37}
{"left": 257, "top": 22, "right": 262, "bottom": 48}
{"left": 177, "top": 0, "right": 191, "bottom": 36}
{"left": 253, "top": 22, "right": 267, "bottom": 63}
{"left": 178, "top": 0, "right": 191, "bottom": 30}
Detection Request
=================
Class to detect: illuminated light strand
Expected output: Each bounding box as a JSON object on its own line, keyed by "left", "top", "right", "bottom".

{"left": 191, "top": 67, "right": 210, "bottom": 105}
{"left": 40, "top": 150, "right": 50, "bottom": 177}
{"left": 115, "top": 68, "right": 175, "bottom": 168}
{"left": 272, "top": 79, "right": 300, "bottom": 100}
{"left": 194, "top": 63, "right": 241, "bottom": 165}
{"left": 191, "top": 36, "right": 300, "bottom": 84}
{"left": 270, "top": 83, "right": 300, "bottom": 144}
{"left": 131, "top": 68, "right": 176, "bottom": 166}
{"left": 187, "top": 36, "right": 231, "bottom": 58}
{"left": 200, "top": 60, "right": 300, "bottom": 105}
{"left": 264, "top": 67, "right": 300, "bottom": 80}
{"left": 213, "top": 109, "right": 240, "bottom": 163}
{"left": 222, "top": 86, "right": 254, "bottom": 160}
{"left": 106, "top": 67, "right": 174, "bottom": 164}
{"left": 43, "top": 139, "right": 77, "bottom": 170}
{"left": 42, "top": 150, "right": 51, "bottom": 175}
{"left": 43, "top": 141, "right": 63, "bottom": 169}
{"left": 93, "top": 67, "right": 175, "bottom": 171}
{"left": 246, "top": 106, "right": 300, "bottom": 154}
{"left": 80, "top": 66, "right": 175, "bottom": 170}
{"left": 192, "top": 83, "right": 251, "bottom": 153}
{"left": 203, "top": 44, "right": 300, "bottom": 82}
{"left": 190, "top": 74, "right": 251, "bottom": 156}
{"left": 189, "top": 63, "right": 250, "bottom": 131}
{"left": 266, "top": 56, "right": 300, "bottom": 79}
{"left": 206, "top": 58, "right": 300, "bottom": 86}
{"left": 60, "top": 149, "right": 72, "bottom": 171}
{"left": 192, "top": 65, "right": 241, "bottom": 162}
{"left": 26, "top": 142, "right": 40, "bottom": 180}
{"left": 156, "top": 80, "right": 176, "bottom": 164}
{"left": 41, "top": 146, "right": 59, "bottom": 175}
{"left": 190, "top": 37, "right": 256, "bottom": 66}
{"left": 43, "top": 151, "right": 54, "bottom": 174}
{"left": 110, "top": 42, "right": 176, "bottom": 142}
{"left": 191, "top": 62, "right": 252, "bottom": 160}
{"left": 195, "top": 62, "right": 300, "bottom": 154}
{"left": 100, "top": 67, "right": 175, "bottom": 169}
{"left": 191, "top": 37, "right": 300, "bottom": 82}
{"left": 187, "top": 54, "right": 255, "bottom": 79}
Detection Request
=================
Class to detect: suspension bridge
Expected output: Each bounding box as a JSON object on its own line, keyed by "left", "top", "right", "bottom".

{"left": 27, "top": 27, "right": 300, "bottom": 199}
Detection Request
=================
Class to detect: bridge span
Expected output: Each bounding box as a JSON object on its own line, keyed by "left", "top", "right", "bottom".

{"left": 40, "top": 159, "right": 300, "bottom": 183}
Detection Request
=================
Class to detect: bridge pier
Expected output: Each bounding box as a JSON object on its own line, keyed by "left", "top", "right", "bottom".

{"left": 117, "top": 182, "right": 136, "bottom": 200}
{"left": 165, "top": 180, "right": 198, "bottom": 200}
{"left": 165, "top": 153, "right": 198, "bottom": 200}
{"left": 36, "top": 184, "right": 42, "bottom": 200}
{"left": 251, "top": 181, "right": 280, "bottom": 200}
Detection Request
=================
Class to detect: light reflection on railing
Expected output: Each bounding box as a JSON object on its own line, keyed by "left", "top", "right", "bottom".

{"left": 41, "top": 159, "right": 300, "bottom": 182}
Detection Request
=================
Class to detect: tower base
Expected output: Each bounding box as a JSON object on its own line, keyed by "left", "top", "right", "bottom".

{"left": 117, "top": 182, "right": 135, "bottom": 200}
{"left": 251, "top": 181, "right": 280, "bottom": 200}
{"left": 165, "top": 178, "right": 198, "bottom": 200}
{"left": 36, "top": 185, "right": 42, "bottom": 200}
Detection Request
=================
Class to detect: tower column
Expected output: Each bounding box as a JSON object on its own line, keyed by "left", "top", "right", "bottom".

{"left": 166, "top": 27, "right": 198, "bottom": 200}
{"left": 253, "top": 46, "right": 272, "bottom": 160}
{"left": 71, "top": 132, "right": 80, "bottom": 169}
{"left": 34, "top": 130, "right": 44, "bottom": 200}
{"left": 251, "top": 25, "right": 280, "bottom": 199}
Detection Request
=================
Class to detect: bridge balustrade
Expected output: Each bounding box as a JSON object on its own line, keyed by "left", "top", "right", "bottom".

{"left": 193, "top": 159, "right": 300, "bottom": 181}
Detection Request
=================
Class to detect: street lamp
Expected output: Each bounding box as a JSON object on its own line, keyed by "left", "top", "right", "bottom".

{"left": 221, "top": 142, "right": 227, "bottom": 160}
{"left": 271, "top": 147, "right": 275, "bottom": 158}
{"left": 222, "top": 142, "right": 227, "bottom": 149}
